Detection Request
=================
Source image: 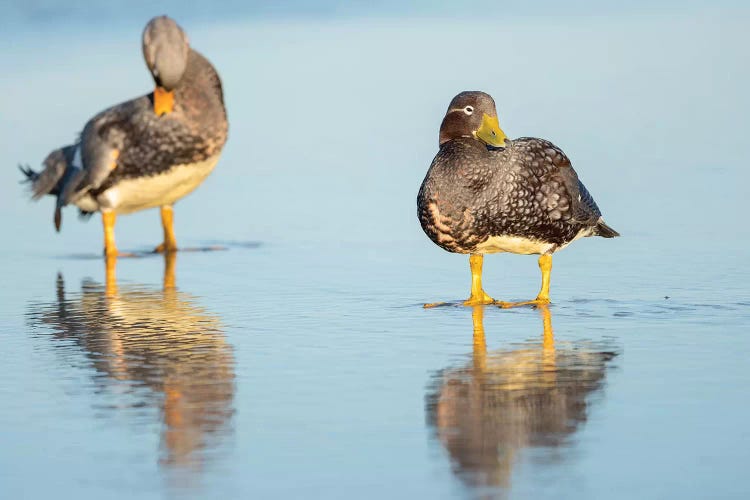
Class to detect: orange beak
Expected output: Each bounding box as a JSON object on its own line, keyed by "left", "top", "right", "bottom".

{"left": 154, "top": 86, "right": 175, "bottom": 116}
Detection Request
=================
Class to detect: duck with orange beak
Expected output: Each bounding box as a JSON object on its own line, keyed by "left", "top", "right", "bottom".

{"left": 21, "top": 15, "right": 228, "bottom": 256}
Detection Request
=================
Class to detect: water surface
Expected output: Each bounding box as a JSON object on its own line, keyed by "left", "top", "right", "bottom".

{"left": 1, "top": 5, "right": 749, "bottom": 499}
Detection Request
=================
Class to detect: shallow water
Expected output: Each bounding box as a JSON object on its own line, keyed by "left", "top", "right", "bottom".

{"left": 1, "top": 5, "right": 750, "bottom": 500}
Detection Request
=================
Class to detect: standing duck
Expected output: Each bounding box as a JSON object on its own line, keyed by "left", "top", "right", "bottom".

{"left": 20, "top": 15, "right": 228, "bottom": 256}
{"left": 418, "top": 91, "right": 618, "bottom": 307}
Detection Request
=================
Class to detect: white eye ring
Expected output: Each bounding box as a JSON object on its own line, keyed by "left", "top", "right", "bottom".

{"left": 463, "top": 106, "right": 474, "bottom": 115}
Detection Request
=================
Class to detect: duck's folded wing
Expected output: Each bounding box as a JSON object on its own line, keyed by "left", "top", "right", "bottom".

{"left": 548, "top": 163, "right": 601, "bottom": 223}
{"left": 63, "top": 109, "right": 127, "bottom": 205}
{"left": 540, "top": 147, "right": 619, "bottom": 237}
{"left": 574, "top": 178, "right": 603, "bottom": 220}
{"left": 555, "top": 167, "right": 619, "bottom": 236}
{"left": 516, "top": 139, "right": 599, "bottom": 226}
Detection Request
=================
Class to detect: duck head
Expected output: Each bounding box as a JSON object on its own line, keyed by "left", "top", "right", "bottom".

{"left": 439, "top": 91, "right": 507, "bottom": 148}
{"left": 142, "top": 16, "right": 190, "bottom": 116}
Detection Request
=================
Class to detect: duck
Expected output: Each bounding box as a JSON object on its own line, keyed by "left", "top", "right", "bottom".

{"left": 417, "top": 91, "right": 618, "bottom": 307}
{"left": 20, "top": 15, "right": 228, "bottom": 256}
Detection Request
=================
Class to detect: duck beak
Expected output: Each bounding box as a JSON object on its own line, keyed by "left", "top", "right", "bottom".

{"left": 153, "top": 86, "right": 175, "bottom": 116}
{"left": 474, "top": 113, "right": 507, "bottom": 147}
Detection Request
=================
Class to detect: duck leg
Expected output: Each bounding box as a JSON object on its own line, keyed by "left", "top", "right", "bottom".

{"left": 463, "top": 254, "right": 496, "bottom": 306}
{"left": 425, "top": 254, "right": 496, "bottom": 308}
{"left": 154, "top": 205, "right": 178, "bottom": 253}
{"left": 102, "top": 211, "right": 118, "bottom": 258}
{"left": 537, "top": 254, "right": 552, "bottom": 304}
{"left": 102, "top": 211, "right": 140, "bottom": 258}
{"left": 498, "top": 254, "right": 552, "bottom": 308}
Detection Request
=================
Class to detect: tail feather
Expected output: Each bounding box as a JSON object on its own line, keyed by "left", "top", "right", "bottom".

{"left": 20, "top": 147, "right": 71, "bottom": 199}
{"left": 595, "top": 220, "right": 620, "bottom": 238}
{"left": 20, "top": 145, "right": 79, "bottom": 231}
{"left": 18, "top": 164, "right": 39, "bottom": 183}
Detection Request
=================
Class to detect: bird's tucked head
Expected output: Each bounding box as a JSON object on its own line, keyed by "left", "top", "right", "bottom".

{"left": 142, "top": 15, "right": 190, "bottom": 116}
{"left": 439, "top": 91, "right": 507, "bottom": 148}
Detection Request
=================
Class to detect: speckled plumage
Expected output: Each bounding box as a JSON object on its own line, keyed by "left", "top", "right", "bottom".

{"left": 89, "top": 50, "right": 227, "bottom": 194}
{"left": 418, "top": 93, "right": 617, "bottom": 257}
{"left": 419, "top": 137, "right": 615, "bottom": 254}
{"left": 21, "top": 31, "right": 227, "bottom": 226}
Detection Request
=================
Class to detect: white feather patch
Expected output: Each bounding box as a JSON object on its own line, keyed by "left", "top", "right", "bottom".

{"left": 475, "top": 235, "right": 556, "bottom": 255}
{"left": 96, "top": 153, "right": 221, "bottom": 214}
{"left": 71, "top": 143, "right": 83, "bottom": 171}
{"left": 475, "top": 227, "right": 595, "bottom": 255}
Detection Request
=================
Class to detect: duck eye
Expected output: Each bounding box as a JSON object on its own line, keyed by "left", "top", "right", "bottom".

{"left": 463, "top": 106, "right": 474, "bottom": 115}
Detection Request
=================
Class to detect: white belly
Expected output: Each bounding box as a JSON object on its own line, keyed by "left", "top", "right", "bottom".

{"left": 475, "top": 235, "right": 556, "bottom": 255}
{"left": 95, "top": 154, "right": 220, "bottom": 214}
{"left": 474, "top": 228, "right": 594, "bottom": 255}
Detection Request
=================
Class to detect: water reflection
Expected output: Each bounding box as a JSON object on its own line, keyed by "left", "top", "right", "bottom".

{"left": 27, "top": 254, "right": 235, "bottom": 472}
{"left": 427, "top": 306, "right": 616, "bottom": 497}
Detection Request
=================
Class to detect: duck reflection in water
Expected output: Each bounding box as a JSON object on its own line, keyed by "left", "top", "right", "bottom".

{"left": 427, "top": 306, "right": 616, "bottom": 496}
{"left": 27, "top": 253, "right": 235, "bottom": 471}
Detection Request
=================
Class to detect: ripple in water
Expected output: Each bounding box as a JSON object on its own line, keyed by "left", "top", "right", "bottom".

{"left": 426, "top": 306, "right": 618, "bottom": 497}
{"left": 25, "top": 253, "right": 235, "bottom": 474}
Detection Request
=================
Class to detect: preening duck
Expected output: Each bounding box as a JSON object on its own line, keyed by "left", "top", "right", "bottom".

{"left": 20, "top": 15, "right": 228, "bottom": 256}
{"left": 417, "top": 91, "right": 618, "bottom": 307}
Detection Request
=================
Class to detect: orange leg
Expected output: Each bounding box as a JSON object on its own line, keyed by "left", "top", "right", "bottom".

{"left": 102, "top": 211, "right": 118, "bottom": 258}
{"left": 425, "top": 254, "right": 495, "bottom": 308}
{"left": 498, "top": 254, "right": 553, "bottom": 309}
{"left": 463, "top": 254, "right": 495, "bottom": 306}
{"left": 154, "top": 205, "right": 178, "bottom": 253}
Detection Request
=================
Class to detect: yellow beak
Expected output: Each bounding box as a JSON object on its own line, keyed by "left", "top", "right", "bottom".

{"left": 474, "top": 113, "right": 507, "bottom": 147}
{"left": 154, "top": 86, "right": 175, "bottom": 116}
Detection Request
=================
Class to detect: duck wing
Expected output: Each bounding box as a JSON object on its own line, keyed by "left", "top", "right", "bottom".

{"left": 506, "top": 138, "right": 600, "bottom": 226}
{"left": 61, "top": 99, "right": 146, "bottom": 206}
{"left": 508, "top": 137, "right": 618, "bottom": 237}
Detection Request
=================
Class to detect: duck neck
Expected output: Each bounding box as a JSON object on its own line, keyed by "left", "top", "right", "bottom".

{"left": 176, "top": 49, "right": 226, "bottom": 107}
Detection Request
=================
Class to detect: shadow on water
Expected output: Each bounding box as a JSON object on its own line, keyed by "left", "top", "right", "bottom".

{"left": 426, "top": 306, "right": 618, "bottom": 499}
{"left": 54, "top": 241, "right": 263, "bottom": 260}
{"left": 25, "top": 253, "right": 235, "bottom": 478}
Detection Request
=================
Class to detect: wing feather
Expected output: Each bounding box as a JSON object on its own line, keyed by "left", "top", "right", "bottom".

{"left": 63, "top": 107, "right": 127, "bottom": 204}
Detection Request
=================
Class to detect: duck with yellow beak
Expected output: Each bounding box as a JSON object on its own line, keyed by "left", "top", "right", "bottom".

{"left": 21, "top": 16, "right": 228, "bottom": 256}
{"left": 417, "top": 91, "right": 618, "bottom": 307}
